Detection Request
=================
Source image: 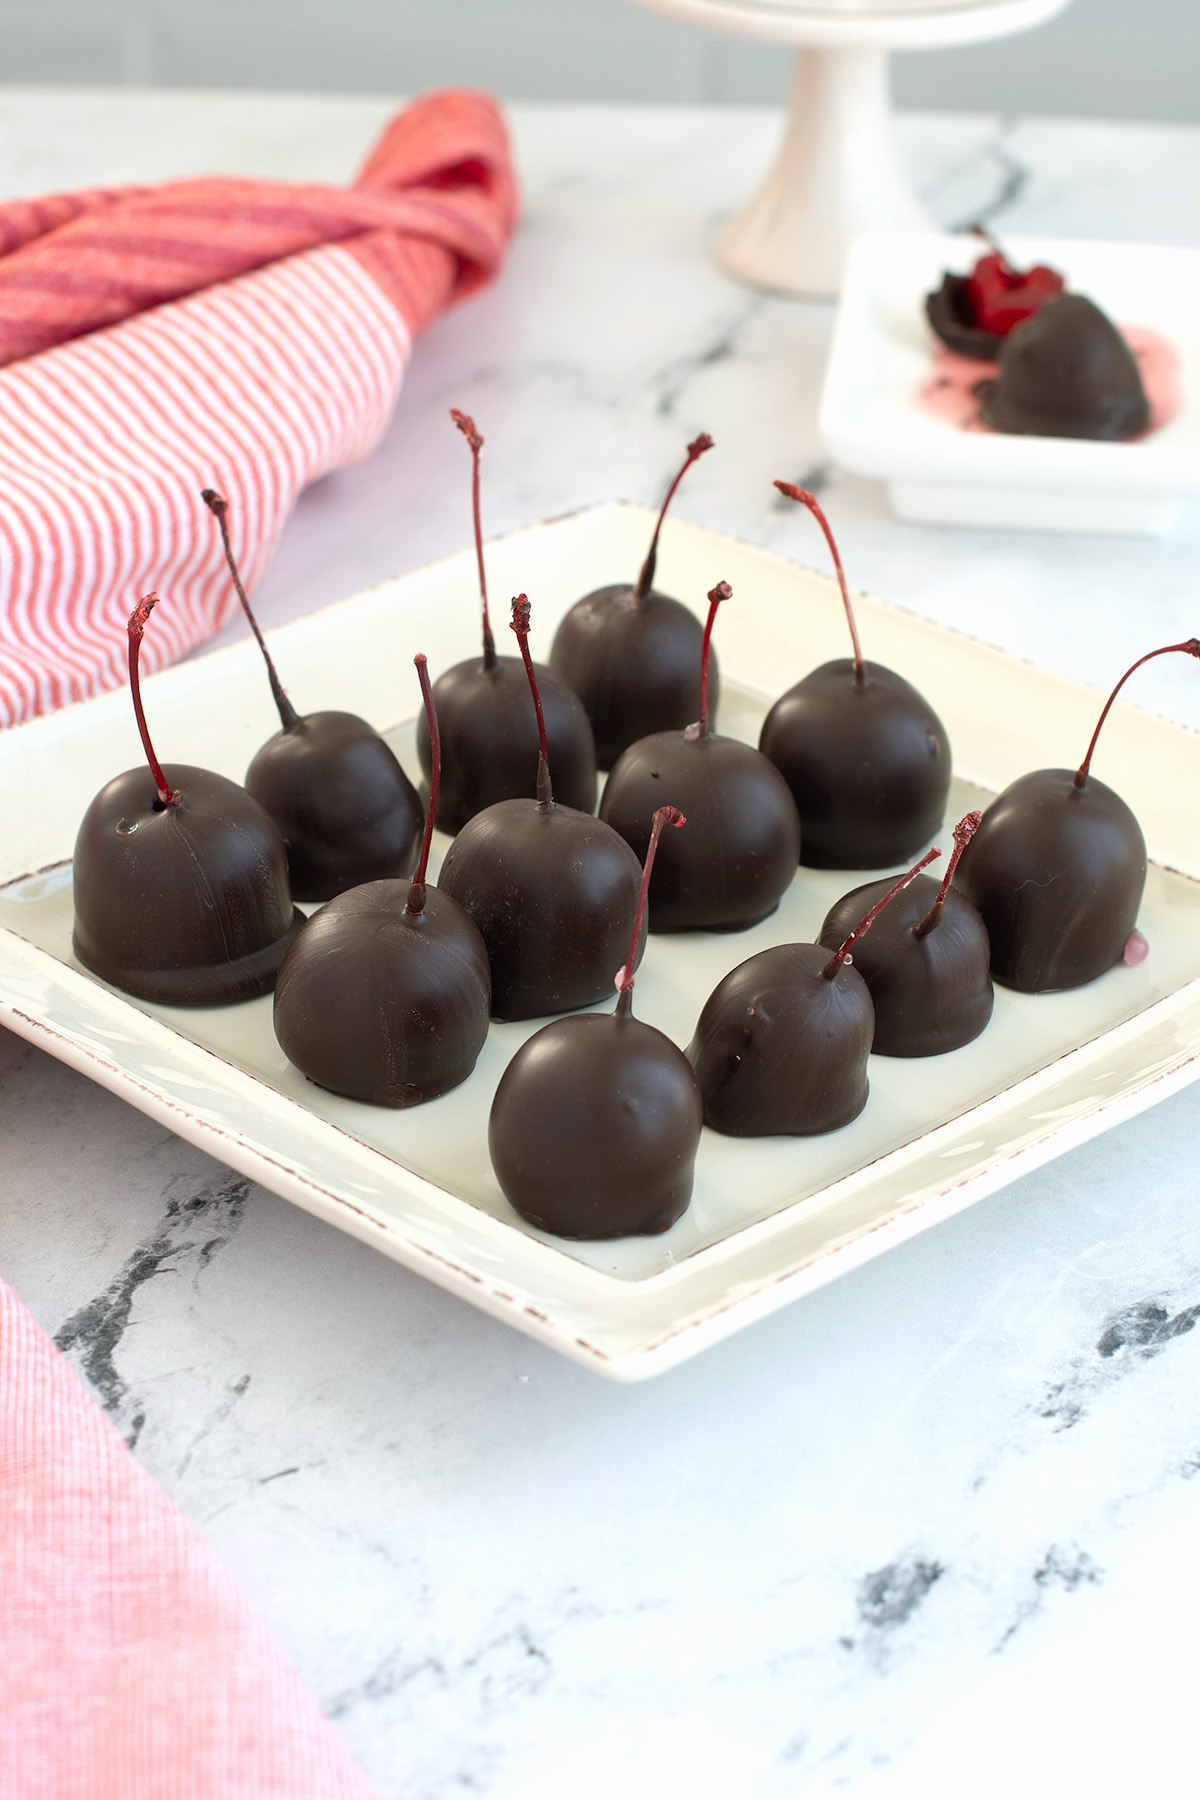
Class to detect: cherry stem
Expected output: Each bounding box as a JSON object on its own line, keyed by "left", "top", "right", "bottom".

{"left": 1075, "top": 640, "right": 1200, "bottom": 789}
{"left": 127, "top": 595, "right": 179, "bottom": 808}
{"left": 914, "top": 811, "right": 982, "bottom": 939}
{"left": 635, "top": 432, "right": 714, "bottom": 601}
{"left": 773, "top": 484, "right": 866, "bottom": 685}
{"left": 615, "top": 805, "right": 686, "bottom": 1019}
{"left": 406, "top": 654, "right": 439, "bottom": 916}
{"left": 201, "top": 488, "right": 298, "bottom": 731}
{"left": 822, "top": 847, "right": 941, "bottom": 981}
{"left": 689, "top": 580, "right": 731, "bottom": 739}
{"left": 451, "top": 410, "right": 495, "bottom": 670}
{"left": 969, "top": 220, "right": 1017, "bottom": 273}
{"left": 510, "top": 596, "right": 553, "bottom": 808}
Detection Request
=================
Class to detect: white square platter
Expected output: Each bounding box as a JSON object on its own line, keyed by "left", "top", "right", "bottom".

{"left": 3, "top": 501, "right": 1200, "bottom": 1380}
{"left": 819, "top": 230, "right": 1200, "bottom": 534}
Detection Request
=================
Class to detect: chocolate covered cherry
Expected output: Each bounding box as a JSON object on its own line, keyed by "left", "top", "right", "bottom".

{"left": 758, "top": 485, "right": 951, "bottom": 868}
{"left": 976, "top": 294, "right": 1150, "bottom": 442}
{"left": 687, "top": 851, "right": 939, "bottom": 1136}
{"left": 955, "top": 640, "right": 1200, "bottom": 993}
{"left": 414, "top": 411, "right": 596, "bottom": 832}
{"left": 272, "top": 654, "right": 491, "bottom": 1106}
{"left": 599, "top": 580, "right": 801, "bottom": 930}
{"left": 489, "top": 806, "right": 702, "bottom": 1238}
{"left": 73, "top": 594, "right": 303, "bottom": 1004}
{"left": 438, "top": 597, "right": 644, "bottom": 1021}
{"left": 819, "top": 812, "right": 993, "bottom": 1056}
{"left": 203, "top": 489, "right": 423, "bottom": 901}
{"left": 550, "top": 432, "right": 719, "bottom": 768}
{"left": 926, "top": 223, "right": 1065, "bottom": 360}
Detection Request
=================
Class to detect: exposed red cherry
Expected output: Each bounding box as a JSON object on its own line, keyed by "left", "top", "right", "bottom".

{"left": 489, "top": 804, "right": 703, "bottom": 1238}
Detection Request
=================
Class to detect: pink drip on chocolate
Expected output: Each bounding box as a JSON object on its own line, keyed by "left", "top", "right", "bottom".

{"left": 1123, "top": 929, "right": 1149, "bottom": 966}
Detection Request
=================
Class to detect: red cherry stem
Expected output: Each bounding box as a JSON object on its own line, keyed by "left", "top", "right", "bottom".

{"left": 821, "top": 847, "right": 941, "bottom": 981}
{"left": 615, "top": 805, "right": 687, "bottom": 1019}
{"left": 634, "top": 432, "right": 714, "bottom": 601}
{"left": 914, "top": 811, "right": 982, "bottom": 939}
{"left": 510, "top": 595, "right": 553, "bottom": 808}
{"left": 969, "top": 220, "right": 1018, "bottom": 275}
{"left": 1075, "top": 639, "right": 1200, "bottom": 790}
{"left": 201, "top": 488, "right": 298, "bottom": 731}
{"left": 405, "top": 654, "right": 439, "bottom": 917}
{"left": 694, "top": 580, "right": 731, "bottom": 738}
{"left": 773, "top": 484, "right": 866, "bottom": 686}
{"left": 127, "top": 595, "right": 179, "bottom": 808}
{"left": 450, "top": 410, "right": 495, "bottom": 670}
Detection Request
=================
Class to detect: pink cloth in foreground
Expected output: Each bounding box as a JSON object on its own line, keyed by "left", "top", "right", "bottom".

{"left": 0, "top": 87, "right": 518, "bottom": 727}
{"left": 0, "top": 1279, "right": 375, "bottom": 1798}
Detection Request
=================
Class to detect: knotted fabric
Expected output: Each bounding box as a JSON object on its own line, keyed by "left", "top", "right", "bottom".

{"left": 0, "top": 88, "right": 518, "bottom": 728}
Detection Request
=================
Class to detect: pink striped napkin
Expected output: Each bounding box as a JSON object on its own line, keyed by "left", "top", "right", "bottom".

{"left": 0, "top": 87, "right": 518, "bottom": 727}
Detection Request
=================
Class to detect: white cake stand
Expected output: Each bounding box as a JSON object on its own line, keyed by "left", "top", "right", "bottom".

{"left": 633, "top": 0, "right": 1074, "bottom": 295}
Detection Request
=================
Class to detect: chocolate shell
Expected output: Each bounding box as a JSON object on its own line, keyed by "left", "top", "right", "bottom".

{"left": 415, "top": 655, "right": 597, "bottom": 835}
{"left": 437, "top": 799, "right": 645, "bottom": 1021}
{"left": 926, "top": 273, "right": 1002, "bottom": 361}
{"left": 953, "top": 768, "right": 1147, "bottom": 993}
{"left": 758, "top": 660, "right": 951, "bottom": 869}
{"left": 489, "top": 1013, "right": 702, "bottom": 1238}
{"left": 819, "top": 874, "right": 993, "bottom": 1056}
{"left": 598, "top": 731, "right": 801, "bottom": 931}
{"left": 687, "top": 942, "right": 874, "bottom": 1136}
{"left": 273, "top": 882, "right": 490, "bottom": 1106}
{"left": 976, "top": 294, "right": 1150, "bottom": 441}
{"left": 246, "top": 710, "right": 422, "bottom": 902}
{"left": 73, "top": 764, "right": 303, "bottom": 1005}
{"left": 549, "top": 586, "right": 719, "bottom": 771}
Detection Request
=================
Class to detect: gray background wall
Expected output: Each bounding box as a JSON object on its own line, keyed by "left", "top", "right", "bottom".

{"left": 0, "top": 0, "right": 1197, "bottom": 124}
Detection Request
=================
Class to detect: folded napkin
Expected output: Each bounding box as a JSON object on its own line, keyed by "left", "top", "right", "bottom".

{"left": 0, "top": 88, "right": 518, "bottom": 729}
{"left": 0, "top": 1277, "right": 376, "bottom": 1798}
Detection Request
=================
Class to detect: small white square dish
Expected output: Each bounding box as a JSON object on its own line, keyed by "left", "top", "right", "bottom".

{"left": 820, "top": 230, "right": 1200, "bottom": 534}
{"left": 3, "top": 502, "right": 1200, "bottom": 1379}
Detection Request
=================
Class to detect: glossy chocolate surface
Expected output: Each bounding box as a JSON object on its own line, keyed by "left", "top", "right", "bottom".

{"left": 925, "top": 272, "right": 1002, "bottom": 360}
{"left": 246, "top": 710, "right": 423, "bottom": 902}
{"left": 819, "top": 874, "right": 993, "bottom": 1056}
{"left": 489, "top": 1013, "right": 702, "bottom": 1238}
{"left": 599, "top": 731, "right": 801, "bottom": 931}
{"left": 953, "top": 768, "right": 1147, "bottom": 993}
{"left": 687, "top": 942, "right": 874, "bottom": 1136}
{"left": 977, "top": 294, "right": 1150, "bottom": 441}
{"left": 759, "top": 660, "right": 951, "bottom": 869}
{"left": 273, "top": 882, "right": 490, "bottom": 1106}
{"left": 437, "top": 799, "right": 645, "bottom": 1020}
{"left": 549, "top": 585, "right": 719, "bottom": 770}
{"left": 73, "top": 763, "right": 303, "bottom": 1005}
{"left": 415, "top": 655, "right": 597, "bottom": 835}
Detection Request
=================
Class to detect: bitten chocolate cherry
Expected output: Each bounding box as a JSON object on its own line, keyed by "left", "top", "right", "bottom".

{"left": 976, "top": 294, "right": 1150, "bottom": 441}
{"left": 438, "top": 597, "right": 645, "bottom": 1021}
{"left": 599, "top": 580, "right": 801, "bottom": 930}
{"left": 819, "top": 812, "right": 993, "bottom": 1056}
{"left": 272, "top": 654, "right": 491, "bottom": 1106}
{"left": 758, "top": 486, "right": 951, "bottom": 869}
{"left": 73, "top": 595, "right": 303, "bottom": 1004}
{"left": 489, "top": 805, "right": 702, "bottom": 1238}
{"left": 550, "top": 432, "right": 719, "bottom": 768}
{"left": 203, "top": 489, "right": 422, "bottom": 902}
{"left": 415, "top": 412, "right": 596, "bottom": 832}
{"left": 926, "top": 224, "right": 1065, "bottom": 360}
{"left": 689, "top": 851, "right": 939, "bottom": 1135}
{"left": 954, "top": 639, "right": 1200, "bottom": 993}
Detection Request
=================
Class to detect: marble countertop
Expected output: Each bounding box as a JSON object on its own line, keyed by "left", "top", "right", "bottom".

{"left": 2, "top": 88, "right": 1199, "bottom": 1797}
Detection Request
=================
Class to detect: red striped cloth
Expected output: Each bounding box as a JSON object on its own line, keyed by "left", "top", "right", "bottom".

{"left": 0, "top": 88, "right": 518, "bottom": 728}
{"left": 0, "top": 1279, "right": 377, "bottom": 1799}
